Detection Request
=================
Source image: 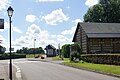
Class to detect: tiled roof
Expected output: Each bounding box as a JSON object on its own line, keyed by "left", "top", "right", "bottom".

{"left": 80, "top": 23, "right": 120, "bottom": 33}
{"left": 72, "top": 23, "right": 120, "bottom": 42}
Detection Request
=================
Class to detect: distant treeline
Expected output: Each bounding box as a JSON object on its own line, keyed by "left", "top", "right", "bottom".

{"left": 16, "top": 47, "right": 45, "bottom": 54}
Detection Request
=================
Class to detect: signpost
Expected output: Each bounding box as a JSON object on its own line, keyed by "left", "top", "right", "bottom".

{"left": 0, "top": 19, "right": 4, "bottom": 29}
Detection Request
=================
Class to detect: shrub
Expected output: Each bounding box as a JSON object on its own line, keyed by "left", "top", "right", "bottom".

{"left": 81, "top": 54, "right": 120, "bottom": 65}
{"left": 70, "top": 44, "right": 81, "bottom": 62}
{"left": 61, "top": 44, "right": 71, "bottom": 58}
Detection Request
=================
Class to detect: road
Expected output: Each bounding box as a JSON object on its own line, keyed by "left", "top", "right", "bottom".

{"left": 12, "top": 59, "right": 120, "bottom": 80}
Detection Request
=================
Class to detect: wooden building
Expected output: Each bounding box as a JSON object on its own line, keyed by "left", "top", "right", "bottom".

{"left": 72, "top": 23, "right": 120, "bottom": 54}
{"left": 45, "top": 44, "right": 57, "bottom": 57}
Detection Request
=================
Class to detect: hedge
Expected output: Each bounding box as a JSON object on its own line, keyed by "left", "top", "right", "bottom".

{"left": 81, "top": 54, "right": 120, "bottom": 65}
{"left": 0, "top": 54, "right": 26, "bottom": 60}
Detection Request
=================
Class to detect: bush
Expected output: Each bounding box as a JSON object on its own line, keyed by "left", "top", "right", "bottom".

{"left": 81, "top": 54, "right": 120, "bottom": 65}
{"left": 0, "top": 53, "right": 26, "bottom": 60}
{"left": 70, "top": 44, "right": 81, "bottom": 62}
{"left": 61, "top": 44, "right": 71, "bottom": 58}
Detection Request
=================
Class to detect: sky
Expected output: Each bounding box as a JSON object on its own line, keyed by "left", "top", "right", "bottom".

{"left": 0, "top": 0, "right": 99, "bottom": 52}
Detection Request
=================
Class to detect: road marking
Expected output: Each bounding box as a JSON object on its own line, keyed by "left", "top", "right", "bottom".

{"left": 13, "top": 64, "right": 22, "bottom": 80}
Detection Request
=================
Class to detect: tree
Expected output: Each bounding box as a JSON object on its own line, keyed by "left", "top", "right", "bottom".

{"left": 16, "top": 47, "right": 45, "bottom": 54}
{"left": 0, "top": 45, "right": 5, "bottom": 54}
{"left": 70, "top": 44, "right": 81, "bottom": 62}
{"left": 84, "top": 0, "right": 120, "bottom": 23}
{"left": 61, "top": 44, "right": 71, "bottom": 58}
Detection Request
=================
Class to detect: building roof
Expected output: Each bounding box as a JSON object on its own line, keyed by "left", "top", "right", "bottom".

{"left": 80, "top": 23, "right": 120, "bottom": 33}
{"left": 73, "top": 23, "right": 120, "bottom": 41}
{"left": 45, "top": 44, "right": 56, "bottom": 50}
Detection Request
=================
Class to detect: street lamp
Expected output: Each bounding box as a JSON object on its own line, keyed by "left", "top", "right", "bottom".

{"left": 7, "top": 6, "right": 14, "bottom": 80}
{"left": 34, "top": 38, "right": 36, "bottom": 58}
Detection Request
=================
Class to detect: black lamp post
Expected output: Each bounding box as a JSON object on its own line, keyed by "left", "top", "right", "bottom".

{"left": 7, "top": 6, "right": 14, "bottom": 80}
{"left": 34, "top": 38, "right": 36, "bottom": 58}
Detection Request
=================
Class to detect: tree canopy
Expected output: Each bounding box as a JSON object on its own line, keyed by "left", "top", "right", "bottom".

{"left": 84, "top": 0, "right": 120, "bottom": 23}
{"left": 0, "top": 45, "right": 5, "bottom": 54}
{"left": 16, "top": 47, "right": 45, "bottom": 54}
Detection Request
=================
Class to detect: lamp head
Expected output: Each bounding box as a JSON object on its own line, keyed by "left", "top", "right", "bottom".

{"left": 7, "top": 6, "right": 14, "bottom": 17}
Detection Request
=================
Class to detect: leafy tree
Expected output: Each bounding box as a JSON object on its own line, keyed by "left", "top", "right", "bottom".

{"left": 0, "top": 45, "right": 5, "bottom": 54}
{"left": 61, "top": 44, "right": 71, "bottom": 58}
{"left": 84, "top": 0, "right": 120, "bottom": 23}
{"left": 16, "top": 47, "right": 45, "bottom": 54}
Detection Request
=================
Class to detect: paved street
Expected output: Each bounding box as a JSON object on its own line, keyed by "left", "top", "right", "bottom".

{"left": 13, "top": 59, "right": 120, "bottom": 80}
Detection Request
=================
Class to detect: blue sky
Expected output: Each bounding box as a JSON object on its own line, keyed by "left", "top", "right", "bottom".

{"left": 0, "top": 0, "right": 99, "bottom": 51}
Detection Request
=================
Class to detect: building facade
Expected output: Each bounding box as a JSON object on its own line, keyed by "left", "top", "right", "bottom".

{"left": 72, "top": 23, "right": 120, "bottom": 53}
{"left": 45, "top": 44, "right": 57, "bottom": 57}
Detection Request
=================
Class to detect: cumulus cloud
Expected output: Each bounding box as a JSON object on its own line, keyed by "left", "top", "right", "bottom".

{"left": 0, "top": 22, "right": 22, "bottom": 33}
{"left": 61, "top": 26, "right": 76, "bottom": 35}
{"left": 72, "top": 19, "right": 82, "bottom": 25}
{"left": 36, "top": 0, "right": 64, "bottom": 2}
{"left": 57, "top": 35, "right": 70, "bottom": 42}
{"left": 26, "top": 15, "right": 37, "bottom": 23}
{"left": 61, "top": 19, "right": 82, "bottom": 35}
{"left": 0, "top": 35, "right": 7, "bottom": 48}
{"left": 12, "top": 27, "right": 22, "bottom": 33}
{"left": 42, "top": 8, "right": 69, "bottom": 25}
{"left": 0, "top": 0, "right": 9, "bottom": 11}
{"left": 85, "top": 0, "right": 99, "bottom": 7}
{"left": 14, "top": 24, "right": 51, "bottom": 48}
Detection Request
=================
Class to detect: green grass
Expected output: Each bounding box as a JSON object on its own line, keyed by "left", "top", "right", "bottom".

{"left": 26, "top": 54, "right": 41, "bottom": 58}
{"left": 63, "top": 61, "right": 120, "bottom": 75}
{"left": 52, "top": 56, "right": 69, "bottom": 61}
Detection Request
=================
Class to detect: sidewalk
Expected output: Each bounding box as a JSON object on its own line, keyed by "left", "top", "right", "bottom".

{"left": 0, "top": 62, "right": 17, "bottom": 80}
{"left": 0, "top": 63, "right": 9, "bottom": 80}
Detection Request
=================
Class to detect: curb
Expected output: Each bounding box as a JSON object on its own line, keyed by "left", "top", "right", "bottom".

{"left": 13, "top": 64, "right": 22, "bottom": 80}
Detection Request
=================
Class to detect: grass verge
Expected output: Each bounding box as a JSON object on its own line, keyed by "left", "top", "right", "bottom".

{"left": 52, "top": 56, "right": 69, "bottom": 61}
{"left": 26, "top": 54, "right": 41, "bottom": 58}
{"left": 62, "top": 61, "right": 120, "bottom": 75}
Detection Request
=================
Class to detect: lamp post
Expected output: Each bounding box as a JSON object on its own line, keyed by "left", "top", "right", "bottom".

{"left": 7, "top": 6, "right": 14, "bottom": 80}
{"left": 34, "top": 38, "right": 36, "bottom": 58}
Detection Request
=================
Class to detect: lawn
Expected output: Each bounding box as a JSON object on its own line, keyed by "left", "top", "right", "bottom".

{"left": 52, "top": 56, "right": 69, "bottom": 61}
{"left": 63, "top": 61, "right": 120, "bottom": 75}
{"left": 26, "top": 54, "right": 41, "bottom": 58}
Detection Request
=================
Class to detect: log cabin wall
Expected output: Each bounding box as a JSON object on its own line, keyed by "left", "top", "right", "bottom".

{"left": 80, "top": 26, "right": 87, "bottom": 53}
{"left": 73, "top": 23, "right": 120, "bottom": 54}
{"left": 88, "top": 38, "right": 120, "bottom": 53}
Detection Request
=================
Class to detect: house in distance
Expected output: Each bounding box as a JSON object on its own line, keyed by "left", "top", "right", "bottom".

{"left": 45, "top": 44, "right": 57, "bottom": 57}
{"left": 72, "top": 22, "right": 120, "bottom": 54}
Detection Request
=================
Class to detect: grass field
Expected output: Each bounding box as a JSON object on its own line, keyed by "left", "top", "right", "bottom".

{"left": 63, "top": 61, "right": 120, "bottom": 75}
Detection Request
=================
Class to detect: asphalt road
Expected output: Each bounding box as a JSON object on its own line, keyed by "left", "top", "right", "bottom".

{"left": 13, "top": 59, "right": 120, "bottom": 80}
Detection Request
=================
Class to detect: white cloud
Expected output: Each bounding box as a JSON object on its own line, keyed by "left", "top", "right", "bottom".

{"left": 0, "top": 0, "right": 9, "bottom": 11}
{"left": 26, "top": 24, "right": 41, "bottom": 34}
{"left": 42, "top": 8, "right": 69, "bottom": 25}
{"left": 61, "top": 19, "right": 82, "bottom": 35}
{"left": 51, "top": 35, "right": 56, "bottom": 38}
{"left": 57, "top": 35, "right": 69, "bottom": 42}
{"left": 0, "top": 22, "right": 22, "bottom": 33}
{"left": 0, "top": 35, "right": 8, "bottom": 48}
{"left": 12, "top": 27, "right": 22, "bottom": 33}
{"left": 14, "top": 24, "right": 50, "bottom": 49}
{"left": 72, "top": 19, "right": 82, "bottom": 25}
{"left": 85, "top": 0, "right": 99, "bottom": 7}
{"left": 61, "top": 26, "right": 76, "bottom": 35}
{"left": 36, "top": 0, "right": 64, "bottom": 2}
{"left": 26, "top": 15, "right": 37, "bottom": 23}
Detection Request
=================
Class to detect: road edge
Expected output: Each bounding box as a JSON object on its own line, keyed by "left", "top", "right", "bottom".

{"left": 13, "top": 64, "right": 22, "bottom": 80}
